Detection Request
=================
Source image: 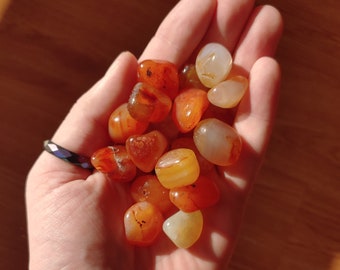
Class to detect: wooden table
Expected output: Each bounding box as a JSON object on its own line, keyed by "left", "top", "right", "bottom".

{"left": 0, "top": 0, "right": 339, "bottom": 269}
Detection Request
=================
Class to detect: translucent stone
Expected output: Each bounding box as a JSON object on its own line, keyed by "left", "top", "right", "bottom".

{"left": 163, "top": 210, "right": 203, "bottom": 248}
{"left": 138, "top": 59, "right": 179, "bottom": 100}
{"left": 130, "top": 175, "right": 173, "bottom": 213}
{"left": 169, "top": 175, "right": 220, "bottom": 212}
{"left": 126, "top": 130, "right": 168, "bottom": 172}
{"left": 155, "top": 148, "right": 200, "bottom": 189}
{"left": 179, "top": 64, "right": 207, "bottom": 90}
{"left": 91, "top": 145, "right": 137, "bottom": 182}
{"left": 128, "top": 82, "right": 172, "bottom": 122}
{"left": 196, "top": 43, "right": 232, "bottom": 88}
{"left": 207, "top": 76, "right": 248, "bottom": 108}
{"left": 193, "top": 118, "right": 242, "bottom": 166}
{"left": 124, "top": 201, "right": 163, "bottom": 246}
{"left": 108, "top": 103, "right": 149, "bottom": 143}
{"left": 172, "top": 88, "right": 209, "bottom": 133}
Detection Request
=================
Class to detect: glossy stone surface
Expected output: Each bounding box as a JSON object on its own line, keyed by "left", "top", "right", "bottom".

{"left": 126, "top": 130, "right": 168, "bottom": 172}
{"left": 179, "top": 64, "right": 207, "bottom": 90}
{"left": 163, "top": 210, "right": 203, "bottom": 248}
{"left": 193, "top": 118, "right": 242, "bottom": 166}
{"left": 130, "top": 174, "right": 173, "bottom": 213}
{"left": 172, "top": 88, "right": 209, "bottom": 133}
{"left": 124, "top": 201, "right": 164, "bottom": 246}
{"left": 196, "top": 43, "right": 232, "bottom": 88}
{"left": 207, "top": 76, "right": 248, "bottom": 108}
{"left": 128, "top": 82, "right": 172, "bottom": 122}
{"left": 91, "top": 145, "right": 136, "bottom": 182}
{"left": 169, "top": 175, "right": 220, "bottom": 212}
{"left": 108, "top": 103, "right": 149, "bottom": 144}
{"left": 138, "top": 59, "right": 179, "bottom": 100}
{"left": 155, "top": 148, "right": 200, "bottom": 189}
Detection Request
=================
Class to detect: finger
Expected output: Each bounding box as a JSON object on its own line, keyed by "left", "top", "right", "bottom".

{"left": 220, "top": 57, "right": 281, "bottom": 192}
{"left": 139, "top": 0, "right": 216, "bottom": 66}
{"left": 233, "top": 5, "right": 283, "bottom": 72}
{"left": 219, "top": 6, "right": 283, "bottom": 191}
{"left": 200, "top": 0, "right": 255, "bottom": 52}
{"left": 234, "top": 5, "right": 283, "bottom": 156}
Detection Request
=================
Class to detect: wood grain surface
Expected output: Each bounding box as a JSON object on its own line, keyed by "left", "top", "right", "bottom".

{"left": 0, "top": 0, "right": 339, "bottom": 269}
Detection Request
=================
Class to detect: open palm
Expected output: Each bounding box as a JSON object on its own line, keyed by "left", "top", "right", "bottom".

{"left": 26, "top": 0, "right": 283, "bottom": 269}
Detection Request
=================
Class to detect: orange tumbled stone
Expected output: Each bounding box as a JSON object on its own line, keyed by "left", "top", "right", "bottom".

{"left": 124, "top": 201, "right": 163, "bottom": 246}
{"left": 138, "top": 59, "right": 179, "bottom": 100}
{"left": 108, "top": 103, "right": 149, "bottom": 144}
{"left": 172, "top": 88, "right": 209, "bottom": 133}
{"left": 128, "top": 82, "right": 172, "bottom": 122}
{"left": 130, "top": 175, "right": 172, "bottom": 213}
{"left": 126, "top": 130, "right": 168, "bottom": 173}
{"left": 91, "top": 145, "right": 136, "bottom": 182}
{"left": 169, "top": 175, "right": 220, "bottom": 212}
{"left": 155, "top": 148, "right": 200, "bottom": 189}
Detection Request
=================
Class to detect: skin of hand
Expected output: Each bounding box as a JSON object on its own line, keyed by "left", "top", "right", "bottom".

{"left": 26, "top": 0, "right": 283, "bottom": 269}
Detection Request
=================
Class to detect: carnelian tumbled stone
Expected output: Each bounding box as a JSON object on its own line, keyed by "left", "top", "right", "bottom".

{"left": 169, "top": 175, "right": 220, "bottom": 212}
{"left": 193, "top": 118, "right": 242, "bottom": 166}
{"left": 207, "top": 76, "right": 248, "bottom": 108}
{"left": 108, "top": 103, "right": 148, "bottom": 144}
{"left": 128, "top": 82, "right": 172, "bottom": 122}
{"left": 126, "top": 130, "right": 168, "bottom": 173}
{"left": 155, "top": 148, "right": 200, "bottom": 189}
{"left": 172, "top": 88, "right": 209, "bottom": 133}
{"left": 130, "top": 175, "right": 172, "bottom": 213}
{"left": 179, "top": 64, "right": 207, "bottom": 90}
{"left": 138, "top": 60, "right": 179, "bottom": 100}
{"left": 196, "top": 43, "right": 232, "bottom": 88}
{"left": 163, "top": 210, "right": 203, "bottom": 248}
{"left": 124, "top": 201, "right": 163, "bottom": 246}
{"left": 91, "top": 145, "right": 136, "bottom": 182}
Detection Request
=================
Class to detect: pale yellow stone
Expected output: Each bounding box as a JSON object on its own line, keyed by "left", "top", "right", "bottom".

{"left": 196, "top": 43, "right": 232, "bottom": 88}
{"left": 193, "top": 118, "right": 242, "bottom": 166}
{"left": 163, "top": 210, "right": 203, "bottom": 248}
{"left": 207, "top": 76, "right": 248, "bottom": 108}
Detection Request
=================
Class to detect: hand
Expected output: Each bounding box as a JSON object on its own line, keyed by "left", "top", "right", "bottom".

{"left": 26, "top": 0, "right": 283, "bottom": 269}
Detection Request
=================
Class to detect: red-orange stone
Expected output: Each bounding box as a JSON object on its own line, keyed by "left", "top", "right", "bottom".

{"left": 126, "top": 130, "right": 168, "bottom": 172}
{"left": 128, "top": 82, "right": 172, "bottom": 122}
{"left": 108, "top": 103, "right": 149, "bottom": 144}
{"left": 138, "top": 60, "right": 179, "bottom": 100}
{"left": 91, "top": 145, "right": 136, "bottom": 182}
{"left": 172, "top": 88, "right": 209, "bottom": 133}
{"left": 130, "top": 175, "right": 172, "bottom": 213}
{"left": 169, "top": 175, "right": 220, "bottom": 212}
{"left": 124, "top": 201, "right": 163, "bottom": 246}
